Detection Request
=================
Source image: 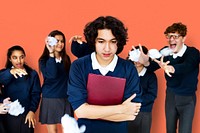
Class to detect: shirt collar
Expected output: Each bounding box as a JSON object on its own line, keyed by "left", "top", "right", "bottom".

{"left": 171, "top": 44, "right": 187, "bottom": 59}
{"left": 55, "top": 57, "right": 62, "bottom": 63}
{"left": 91, "top": 52, "right": 118, "bottom": 75}
{"left": 138, "top": 67, "right": 147, "bottom": 77}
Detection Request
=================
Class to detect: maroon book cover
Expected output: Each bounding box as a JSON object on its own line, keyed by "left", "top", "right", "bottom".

{"left": 87, "top": 73, "right": 126, "bottom": 105}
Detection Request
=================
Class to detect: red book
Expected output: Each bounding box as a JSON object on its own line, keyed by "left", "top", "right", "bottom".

{"left": 87, "top": 73, "right": 126, "bottom": 105}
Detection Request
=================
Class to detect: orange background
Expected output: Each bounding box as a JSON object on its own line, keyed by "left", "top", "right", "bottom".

{"left": 0, "top": 0, "right": 199, "bottom": 133}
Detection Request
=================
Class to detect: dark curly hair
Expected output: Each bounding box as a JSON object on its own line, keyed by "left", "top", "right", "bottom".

{"left": 84, "top": 16, "right": 128, "bottom": 54}
{"left": 164, "top": 22, "right": 187, "bottom": 37}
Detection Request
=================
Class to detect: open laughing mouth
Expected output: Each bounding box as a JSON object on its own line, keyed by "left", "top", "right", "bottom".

{"left": 169, "top": 44, "right": 176, "bottom": 50}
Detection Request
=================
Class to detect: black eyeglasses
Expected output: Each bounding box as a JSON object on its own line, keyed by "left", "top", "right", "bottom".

{"left": 165, "top": 34, "right": 181, "bottom": 40}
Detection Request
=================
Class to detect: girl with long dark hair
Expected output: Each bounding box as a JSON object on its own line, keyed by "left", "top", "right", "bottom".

{"left": 0, "top": 45, "right": 41, "bottom": 133}
{"left": 39, "top": 30, "right": 72, "bottom": 133}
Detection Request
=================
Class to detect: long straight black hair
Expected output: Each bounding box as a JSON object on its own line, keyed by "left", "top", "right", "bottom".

{"left": 38, "top": 30, "right": 71, "bottom": 73}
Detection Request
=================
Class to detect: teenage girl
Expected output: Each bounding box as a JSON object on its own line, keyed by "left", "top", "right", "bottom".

{"left": 0, "top": 45, "right": 41, "bottom": 133}
{"left": 39, "top": 30, "right": 72, "bottom": 133}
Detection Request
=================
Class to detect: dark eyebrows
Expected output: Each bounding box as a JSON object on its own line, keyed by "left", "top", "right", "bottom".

{"left": 11, "top": 55, "right": 17, "bottom": 58}
{"left": 96, "top": 38, "right": 104, "bottom": 41}
{"left": 96, "top": 38, "right": 116, "bottom": 41}
{"left": 11, "top": 54, "right": 25, "bottom": 58}
{"left": 56, "top": 39, "right": 64, "bottom": 42}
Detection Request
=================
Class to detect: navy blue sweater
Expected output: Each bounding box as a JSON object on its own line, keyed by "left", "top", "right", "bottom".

{"left": 0, "top": 68, "right": 41, "bottom": 114}
{"left": 140, "top": 71, "right": 157, "bottom": 112}
{"left": 147, "top": 45, "right": 199, "bottom": 96}
{"left": 68, "top": 55, "right": 142, "bottom": 133}
{"left": 0, "top": 95, "right": 3, "bottom": 103}
{"left": 39, "top": 57, "right": 69, "bottom": 98}
{"left": 71, "top": 41, "right": 93, "bottom": 58}
{"left": 0, "top": 94, "right": 4, "bottom": 120}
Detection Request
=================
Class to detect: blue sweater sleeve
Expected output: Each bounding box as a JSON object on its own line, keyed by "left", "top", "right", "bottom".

{"left": 122, "top": 61, "right": 142, "bottom": 103}
{"left": 71, "top": 41, "right": 93, "bottom": 58}
{"left": 172, "top": 47, "right": 199, "bottom": 75}
{"left": 0, "top": 68, "right": 14, "bottom": 85}
{"left": 141, "top": 73, "right": 157, "bottom": 107}
{"left": 39, "top": 57, "right": 58, "bottom": 79}
{"left": 67, "top": 59, "right": 88, "bottom": 110}
{"left": 29, "top": 70, "right": 41, "bottom": 112}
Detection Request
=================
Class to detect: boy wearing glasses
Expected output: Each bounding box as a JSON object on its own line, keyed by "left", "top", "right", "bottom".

{"left": 140, "top": 22, "right": 199, "bottom": 133}
{"left": 67, "top": 16, "right": 142, "bottom": 133}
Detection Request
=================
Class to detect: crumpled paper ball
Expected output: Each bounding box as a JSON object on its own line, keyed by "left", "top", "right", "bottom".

{"left": 7, "top": 99, "right": 24, "bottom": 116}
{"left": 47, "top": 37, "right": 57, "bottom": 46}
{"left": 148, "top": 49, "right": 162, "bottom": 59}
{"left": 61, "top": 114, "right": 86, "bottom": 133}
{"left": 128, "top": 49, "right": 141, "bottom": 62}
{"left": 160, "top": 47, "right": 173, "bottom": 56}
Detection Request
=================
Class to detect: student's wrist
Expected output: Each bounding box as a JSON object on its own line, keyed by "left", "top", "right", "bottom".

{"left": 118, "top": 104, "right": 125, "bottom": 114}
{"left": 49, "top": 52, "right": 54, "bottom": 57}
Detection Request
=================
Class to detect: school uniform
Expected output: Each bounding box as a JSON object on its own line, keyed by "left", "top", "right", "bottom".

{"left": 128, "top": 67, "right": 157, "bottom": 133}
{"left": 39, "top": 57, "right": 72, "bottom": 124}
{"left": 68, "top": 52, "right": 142, "bottom": 133}
{"left": 147, "top": 44, "right": 199, "bottom": 133}
{"left": 0, "top": 68, "right": 41, "bottom": 133}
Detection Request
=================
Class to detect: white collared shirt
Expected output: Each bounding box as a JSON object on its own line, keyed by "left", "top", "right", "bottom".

{"left": 91, "top": 52, "right": 118, "bottom": 76}
{"left": 138, "top": 67, "right": 147, "bottom": 77}
{"left": 171, "top": 44, "right": 187, "bottom": 59}
{"left": 55, "top": 57, "right": 62, "bottom": 63}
